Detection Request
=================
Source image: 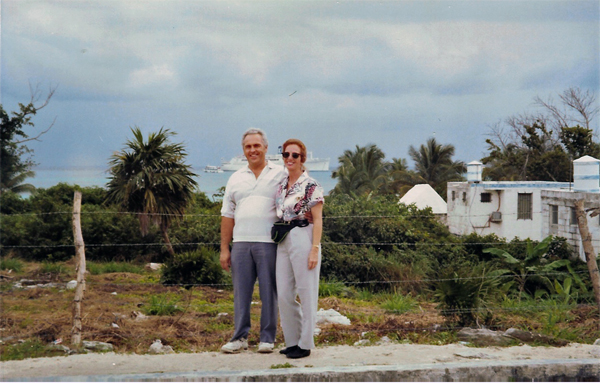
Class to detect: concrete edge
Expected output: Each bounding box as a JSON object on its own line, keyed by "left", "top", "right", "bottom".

{"left": 3, "top": 358, "right": 599, "bottom": 382}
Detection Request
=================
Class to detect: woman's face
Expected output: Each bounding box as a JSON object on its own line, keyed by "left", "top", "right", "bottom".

{"left": 283, "top": 144, "right": 303, "bottom": 173}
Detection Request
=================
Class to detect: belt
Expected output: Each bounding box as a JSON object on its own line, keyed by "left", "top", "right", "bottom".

{"left": 281, "top": 219, "right": 309, "bottom": 228}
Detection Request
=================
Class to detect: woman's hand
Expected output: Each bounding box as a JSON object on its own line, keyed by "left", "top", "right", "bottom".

{"left": 308, "top": 247, "right": 319, "bottom": 270}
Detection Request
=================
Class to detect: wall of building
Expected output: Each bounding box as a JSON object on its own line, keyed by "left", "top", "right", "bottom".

{"left": 447, "top": 182, "right": 555, "bottom": 241}
{"left": 541, "top": 190, "right": 600, "bottom": 261}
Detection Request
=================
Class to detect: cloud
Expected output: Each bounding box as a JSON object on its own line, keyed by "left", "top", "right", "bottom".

{"left": 2, "top": 0, "right": 598, "bottom": 172}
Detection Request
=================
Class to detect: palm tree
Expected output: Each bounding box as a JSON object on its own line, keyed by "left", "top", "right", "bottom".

{"left": 385, "top": 157, "right": 422, "bottom": 196}
{"left": 408, "top": 137, "right": 466, "bottom": 197}
{"left": 0, "top": 169, "right": 36, "bottom": 195}
{"left": 105, "top": 127, "right": 198, "bottom": 256}
{"left": 331, "top": 144, "right": 388, "bottom": 197}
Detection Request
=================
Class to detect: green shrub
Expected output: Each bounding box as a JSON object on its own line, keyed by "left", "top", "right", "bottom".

{"left": 0, "top": 257, "right": 24, "bottom": 272}
{"left": 433, "top": 265, "right": 505, "bottom": 326}
{"left": 160, "top": 248, "right": 223, "bottom": 289}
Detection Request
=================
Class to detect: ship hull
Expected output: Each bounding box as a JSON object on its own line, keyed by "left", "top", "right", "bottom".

{"left": 221, "top": 154, "right": 330, "bottom": 172}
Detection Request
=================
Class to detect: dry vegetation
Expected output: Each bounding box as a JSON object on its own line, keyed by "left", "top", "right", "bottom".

{"left": 1, "top": 260, "right": 597, "bottom": 361}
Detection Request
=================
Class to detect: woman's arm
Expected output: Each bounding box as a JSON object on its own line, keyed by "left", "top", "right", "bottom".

{"left": 308, "top": 202, "right": 323, "bottom": 270}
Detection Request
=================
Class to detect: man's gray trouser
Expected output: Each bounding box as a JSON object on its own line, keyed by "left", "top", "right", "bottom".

{"left": 230, "top": 242, "right": 278, "bottom": 343}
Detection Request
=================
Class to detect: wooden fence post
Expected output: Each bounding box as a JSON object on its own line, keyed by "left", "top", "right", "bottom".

{"left": 574, "top": 199, "right": 600, "bottom": 310}
{"left": 71, "top": 191, "right": 86, "bottom": 346}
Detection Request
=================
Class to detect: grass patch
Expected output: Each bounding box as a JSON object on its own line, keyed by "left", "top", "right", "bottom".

{"left": 143, "top": 294, "right": 185, "bottom": 316}
{"left": 270, "top": 363, "right": 296, "bottom": 369}
{"left": 87, "top": 261, "right": 144, "bottom": 275}
{"left": 39, "top": 262, "right": 68, "bottom": 276}
{"left": 0, "top": 339, "right": 67, "bottom": 361}
{"left": 380, "top": 294, "right": 417, "bottom": 314}
{"left": 319, "top": 279, "right": 354, "bottom": 298}
{"left": 0, "top": 258, "right": 24, "bottom": 272}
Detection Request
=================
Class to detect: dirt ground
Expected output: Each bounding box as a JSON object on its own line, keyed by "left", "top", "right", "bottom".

{"left": 2, "top": 266, "right": 599, "bottom": 380}
{"left": 1, "top": 342, "right": 599, "bottom": 380}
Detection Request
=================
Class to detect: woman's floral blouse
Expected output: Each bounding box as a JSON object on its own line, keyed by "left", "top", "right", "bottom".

{"left": 276, "top": 171, "right": 324, "bottom": 221}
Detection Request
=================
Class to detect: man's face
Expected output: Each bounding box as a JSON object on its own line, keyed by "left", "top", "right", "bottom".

{"left": 242, "top": 133, "right": 267, "bottom": 167}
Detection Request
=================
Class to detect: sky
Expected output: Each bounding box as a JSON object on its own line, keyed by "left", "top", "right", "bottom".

{"left": 1, "top": 0, "right": 599, "bottom": 172}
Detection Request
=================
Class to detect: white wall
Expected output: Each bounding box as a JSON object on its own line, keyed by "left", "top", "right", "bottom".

{"left": 447, "top": 182, "right": 569, "bottom": 241}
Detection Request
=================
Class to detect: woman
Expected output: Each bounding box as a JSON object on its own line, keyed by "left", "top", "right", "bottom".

{"left": 275, "top": 138, "right": 324, "bottom": 359}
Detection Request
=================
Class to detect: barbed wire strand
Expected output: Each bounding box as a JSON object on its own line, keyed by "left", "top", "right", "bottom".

{"left": 2, "top": 209, "right": 596, "bottom": 221}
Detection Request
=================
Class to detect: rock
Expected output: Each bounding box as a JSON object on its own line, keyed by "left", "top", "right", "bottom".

{"left": 131, "top": 311, "right": 148, "bottom": 321}
{"left": 148, "top": 339, "right": 174, "bottom": 354}
{"left": 593, "top": 338, "right": 600, "bottom": 346}
{"left": 316, "top": 308, "right": 351, "bottom": 326}
{"left": 457, "top": 327, "right": 513, "bottom": 347}
{"left": 47, "top": 344, "right": 71, "bottom": 353}
{"left": 504, "top": 328, "right": 569, "bottom": 347}
{"left": 353, "top": 339, "right": 370, "bottom": 346}
{"left": 313, "top": 327, "right": 321, "bottom": 336}
{"left": 66, "top": 280, "right": 77, "bottom": 290}
{"left": 145, "top": 263, "right": 163, "bottom": 271}
{"left": 217, "top": 313, "right": 228, "bottom": 317}
{"left": 1, "top": 336, "right": 17, "bottom": 343}
{"left": 82, "top": 341, "right": 114, "bottom": 352}
{"left": 111, "top": 323, "right": 119, "bottom": 328}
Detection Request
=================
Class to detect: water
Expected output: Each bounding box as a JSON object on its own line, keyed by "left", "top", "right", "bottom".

{"left": 30, "top": 167, "right": 338, "bottom": 197}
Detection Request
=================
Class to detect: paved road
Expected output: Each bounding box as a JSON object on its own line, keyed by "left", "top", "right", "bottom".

{"left": 1, "top": 343, "right": 599, "bottom": 381}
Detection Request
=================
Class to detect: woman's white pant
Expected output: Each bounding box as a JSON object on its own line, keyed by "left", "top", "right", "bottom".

{"left": 276, "top": 224, "right": 321, "bottom": 350}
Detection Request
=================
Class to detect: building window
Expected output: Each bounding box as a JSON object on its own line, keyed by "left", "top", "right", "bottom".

{"left": 452, "top": 191, "right": 456, "bottom": 201}
{"left": 570, "top": 207, "right": 577, "bottom": 225}
{"left": 517, "top": 193, "right": 532, "bottom": 220}
{"left": 480, "top": 193, "right": 492, "bottom": 203}
{"left": 462, "top": 192, "right": 466, "bottom": 202}
{"left": 550, "top": 205, "right": 558, "bottom": 225}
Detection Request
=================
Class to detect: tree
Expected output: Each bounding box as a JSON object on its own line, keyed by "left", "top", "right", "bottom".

{"left": 331, "top": 144, "right": 389, "bottom": 197}
{"left": 483, "top": 121, "right": 599, "bottom": 182}
{"left": 105, "top": 127, "right": 198, "bottom": 256}
{"left": 1, "top": 85, "right": 56, "bottom": 194}
{"left": 408, "top": 137, "right": 465, "bottom": 197}
{"left": 483, "top": 88, "right": 600, "bottom": 181}
{"left": 385, "top": 157, "right": 421, "bottom": 196}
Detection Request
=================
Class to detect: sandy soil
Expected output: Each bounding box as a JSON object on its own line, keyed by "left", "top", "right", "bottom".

{"left": 1, "top": 342, "right": 599, "bottom": 380}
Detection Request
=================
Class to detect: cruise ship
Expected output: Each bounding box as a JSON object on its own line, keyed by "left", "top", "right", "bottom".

{"left": 221, "top": 150, "right": 330, "bottom": 172}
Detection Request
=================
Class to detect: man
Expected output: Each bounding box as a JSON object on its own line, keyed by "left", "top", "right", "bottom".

{"left": 220, "top": 128, "right": 285, "bottom": 354}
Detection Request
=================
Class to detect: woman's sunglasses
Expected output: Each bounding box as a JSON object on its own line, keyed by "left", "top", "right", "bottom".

{"left": 282, "top": 152, "right": 301, "bottom": 159}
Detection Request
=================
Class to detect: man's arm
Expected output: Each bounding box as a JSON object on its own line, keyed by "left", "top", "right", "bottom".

{"left": 220, "top": 217, "right": 235, "bottom": 272}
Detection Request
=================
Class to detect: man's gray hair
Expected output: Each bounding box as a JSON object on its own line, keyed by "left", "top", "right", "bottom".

{"left": 242, "top": 127, "right": 268, "bottom": 147}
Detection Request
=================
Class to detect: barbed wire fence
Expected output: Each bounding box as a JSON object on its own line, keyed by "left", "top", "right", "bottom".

{"left": 1, "top": 207, "right": 598, "bottom": 347}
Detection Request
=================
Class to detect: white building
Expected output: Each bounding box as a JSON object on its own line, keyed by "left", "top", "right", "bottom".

{"left": 447, "top": 157, "right": 600, "bottom": 261}
{"left": 399, "top": 184, "right": 447, "bottom": 224}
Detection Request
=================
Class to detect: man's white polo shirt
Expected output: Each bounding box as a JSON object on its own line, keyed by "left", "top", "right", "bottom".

{"left": 221, "top": 161, "right": 285, "bottom": 243}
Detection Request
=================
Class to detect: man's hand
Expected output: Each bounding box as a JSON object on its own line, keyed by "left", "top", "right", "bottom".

{"left": 220, "top": 217, "right": 235, "bottom": 272}
{"left": 305, "top": 210, "right": 313, "bottom": 224}
{"left": 220, "top": 248, "right": 232, "bottom": 272}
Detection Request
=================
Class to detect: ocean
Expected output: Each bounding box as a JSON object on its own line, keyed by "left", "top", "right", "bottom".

{"left": 30, "top": 167, "right": 338, "bottom": 197}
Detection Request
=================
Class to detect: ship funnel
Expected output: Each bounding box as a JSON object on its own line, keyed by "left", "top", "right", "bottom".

{"left": 573, "top": 155, "right": 600, "bottom": 193}
{"left": 467, "top": 161, "right": 483, "bottom": 183}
